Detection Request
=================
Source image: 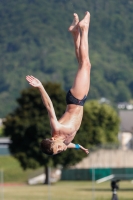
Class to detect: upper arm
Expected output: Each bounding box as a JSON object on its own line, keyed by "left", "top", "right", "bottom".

{"left": 67, "top": 143, "right": 76, "bottom": 148}
{"left": 38, "top": 85, "right": 59, "bottom": 131}
{"left": 47, "top": 104, "right": 59, "bottom": 131}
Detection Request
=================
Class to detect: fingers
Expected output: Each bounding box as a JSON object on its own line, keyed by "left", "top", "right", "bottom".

{"left": 26, "top": 75, "right": 41, "bottom": 88}
{"left": 26, "top": 75, "right": 36, "bottom": 83}
{"left": 26, "top": 75, "right": 39, "bottom": 83}
{"left": 26, "top": 75, "right": 32, "bottom": 81}
{"left": 26, "top": 75, "right": 34, "bottom": 80}
{"left": 85, "top": 149, "right": 89, "bottom": 154}
{"left": 31, "top": 75, "right": 37, "bottom": 79}
{"left": 81, "top": 147, "right": 89, "bottom": 154}
{"left": 26, "top": 76, "right": 35, "bottom": 87}
{"left": 26, "top": 76, "right": 32, "bottom": 82}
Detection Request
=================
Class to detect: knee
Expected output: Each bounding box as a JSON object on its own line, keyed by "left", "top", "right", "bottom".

{"left": 87, "top": 61, "right": 91, "bottom": 69}
{"left": 80, "top": 59, "right": 91, "bottom": 69}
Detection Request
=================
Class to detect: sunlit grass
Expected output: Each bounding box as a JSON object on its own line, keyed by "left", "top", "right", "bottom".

{"left": 0, "top": 126, "right": 4, "bottom": 136}
{"left": 0, "top": 156, "right": 38, "bottom": 183}
{"left": 0, "top": 156, "right": 133, "bottom": 199}
{"left": 2, "top": 181, "right": 133, "bottom": 200}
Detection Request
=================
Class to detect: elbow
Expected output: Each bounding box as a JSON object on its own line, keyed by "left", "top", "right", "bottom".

{"left": 53, "top": 123, "right": 60, "bottom": 132}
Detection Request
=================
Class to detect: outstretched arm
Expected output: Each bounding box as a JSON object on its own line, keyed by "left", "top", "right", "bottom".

{"left": 67, "top": 143, "right": 89, "bottom": 154}
{"left": 26, "top": 75, "right": 59, "bottom": 131}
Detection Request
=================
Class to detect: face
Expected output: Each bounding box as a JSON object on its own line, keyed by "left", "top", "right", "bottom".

{"left": 52, "top": 140, "right": 67, "bottom": 155}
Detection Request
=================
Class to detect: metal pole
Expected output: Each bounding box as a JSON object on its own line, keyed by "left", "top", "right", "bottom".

{"left": 48, "top": 167, "right": 51, "bottom": 200}
{"left": 0, "top": 169, "right": 4, "bottom": 200}
{"left": 92, "top": 166, "right": 95, "bottom": 200}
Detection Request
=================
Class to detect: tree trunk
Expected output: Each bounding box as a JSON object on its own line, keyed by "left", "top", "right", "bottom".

{"left": 44, "top": 166, "right": 51, "bottom": 184}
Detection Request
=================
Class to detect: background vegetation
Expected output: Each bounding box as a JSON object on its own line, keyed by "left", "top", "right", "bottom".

{"left": 0, "top": 0, "right": 133, "bottom": 117}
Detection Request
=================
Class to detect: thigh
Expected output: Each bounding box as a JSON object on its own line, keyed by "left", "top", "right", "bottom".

{"left": 70, "top": 64, "right": 91, "bottom": 99}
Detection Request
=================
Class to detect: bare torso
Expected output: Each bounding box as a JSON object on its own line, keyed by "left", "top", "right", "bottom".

{"left": 52, "top": 104, "right": 83, "bottom": 145}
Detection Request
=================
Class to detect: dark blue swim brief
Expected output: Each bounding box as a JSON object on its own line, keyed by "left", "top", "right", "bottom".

{"left": 66, "top": 90, "right": 87, "bottom": 106}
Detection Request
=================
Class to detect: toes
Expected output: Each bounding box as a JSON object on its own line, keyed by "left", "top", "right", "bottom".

{"left": 73, "top": 13, "right": 79, "bottom": 22}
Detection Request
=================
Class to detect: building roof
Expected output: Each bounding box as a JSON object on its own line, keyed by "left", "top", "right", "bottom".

{"left": 119, "top": 110, "right": 133, "bottom": 132}
{"left": 0, "top": 137, "right": 11, "bottom": 144}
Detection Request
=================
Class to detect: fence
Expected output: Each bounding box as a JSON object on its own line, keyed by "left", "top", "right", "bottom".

{"left": 61, "top": 168, "right": 133, "bottom": 180}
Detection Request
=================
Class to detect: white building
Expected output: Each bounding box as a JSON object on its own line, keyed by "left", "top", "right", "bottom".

{"left": 118, "top": 110, "right": 133, "bottom": 150}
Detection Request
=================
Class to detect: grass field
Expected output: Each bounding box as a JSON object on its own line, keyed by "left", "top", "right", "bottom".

{"left": 0, "top": 126, "right": 3, "bottom": 136}
{"left": 1, "top": 181, "right": 133, "bottom": 200}
{"left": 0, "top": 156, "right": 43, "bottom": 182}
{"left": 0, "top": 156, "right": 133, "bottom": 200}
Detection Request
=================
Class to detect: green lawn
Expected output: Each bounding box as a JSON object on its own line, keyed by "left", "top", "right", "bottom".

{"left": 0, "top": 126, "right": 3, "bottom": 136}
{"left": 0, "top": 156, "right": 40, "bottom": 183}
{"left": 2, "top": 181, "right": 133, "bottom": 200}
{"left": 0, "top": 156, "right": 133, "bottom": 200}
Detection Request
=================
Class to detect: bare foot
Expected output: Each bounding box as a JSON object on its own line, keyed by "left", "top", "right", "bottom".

{"left": 68, "top": 13, "right": 79, "bottom": 33}
{"left": 79, "top": 11, "right": 90, "bottom": 30}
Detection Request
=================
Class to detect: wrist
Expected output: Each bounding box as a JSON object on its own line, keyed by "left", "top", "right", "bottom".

{"left": 38, "top": 84, "right": 43, "bottom": 90}
{"left": 75, "top": 144, "right": 80, "bottom": 149}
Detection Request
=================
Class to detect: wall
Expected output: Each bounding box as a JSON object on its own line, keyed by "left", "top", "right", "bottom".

{"left": 71, "top": 149, "right": 133, "bottom": 169}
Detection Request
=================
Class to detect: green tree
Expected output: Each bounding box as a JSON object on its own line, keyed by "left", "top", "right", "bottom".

{"left": 116, "top": 81, "right": 131, "bottom": 102}
{"left": 80, "top": 100, "right": 120, "bottom": 147}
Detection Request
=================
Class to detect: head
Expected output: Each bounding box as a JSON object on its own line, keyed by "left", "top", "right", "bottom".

{"left": 40, "top": 138, "right": 67, "bottom": 155}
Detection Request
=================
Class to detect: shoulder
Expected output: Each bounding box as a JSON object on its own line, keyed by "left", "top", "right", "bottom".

{"left": 51, "top": 120, "right": 61, "bottom": 132}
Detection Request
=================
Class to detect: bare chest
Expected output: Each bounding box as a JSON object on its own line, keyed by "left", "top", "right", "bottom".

{"left": 60, "top": 105, "right": 83, "bottom": 128}
{"left": 57, "top": 105, "right": 83, "bottom": 144}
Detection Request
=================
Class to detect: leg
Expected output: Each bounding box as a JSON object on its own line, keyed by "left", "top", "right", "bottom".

{"left": 70, "top": 12, "right": 91, "bottom": 99}
{"left": 68, "top": 13, "right": 80, "bottom": 63}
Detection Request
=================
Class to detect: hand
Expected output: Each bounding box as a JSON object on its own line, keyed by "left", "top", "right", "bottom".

{"left": 26, "top": 75, "right": 42, "bottom": 88}
{"left": 82, "top": 148, "right": 89, "bottom": 154}
{"left": 80, "top": 145, "right": 89, "bottom": 154}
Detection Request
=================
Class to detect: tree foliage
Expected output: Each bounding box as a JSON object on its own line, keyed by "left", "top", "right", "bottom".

{"left": 81, "top": 101, "right": 120, "bottom": 147}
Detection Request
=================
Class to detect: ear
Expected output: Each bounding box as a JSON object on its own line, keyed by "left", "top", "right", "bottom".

{"left": 51, "top": 137, "right": 55, "bottom": 141}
